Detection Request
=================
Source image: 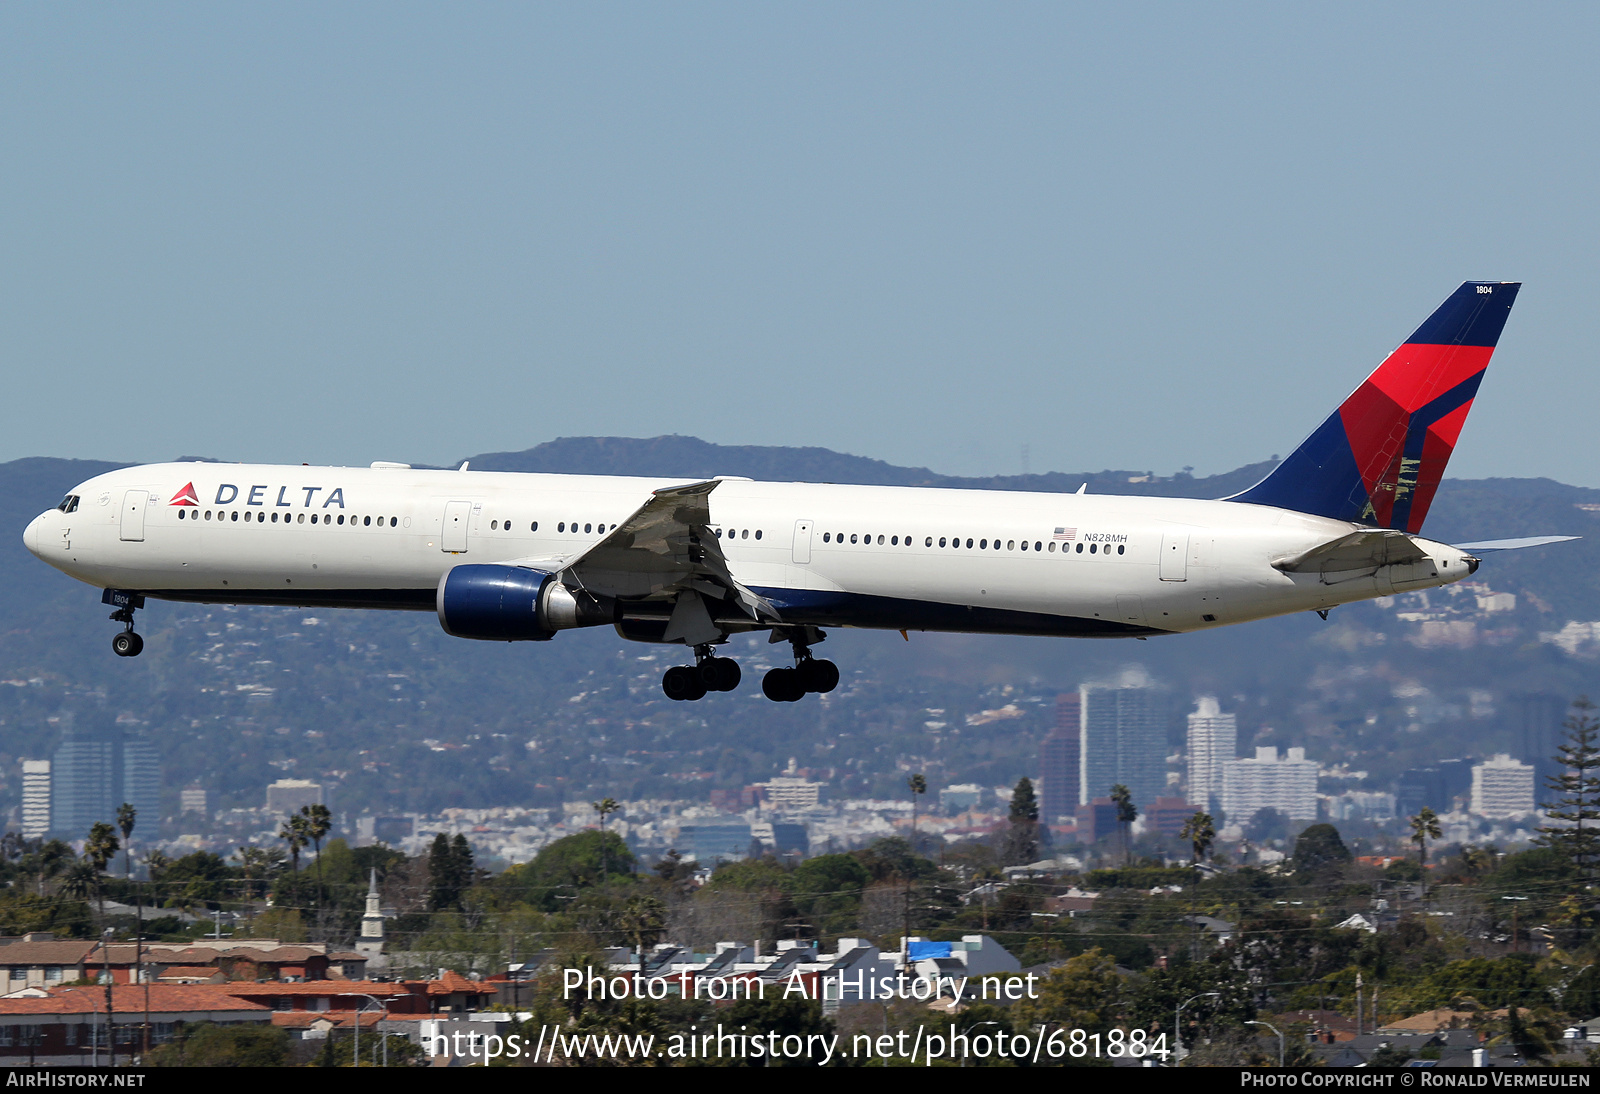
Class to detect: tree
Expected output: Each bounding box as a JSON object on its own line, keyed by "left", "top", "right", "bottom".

{"left": 278, "top": 815, "right": 309, "bottom": 874}
{"left": 115, "top": 803, "right": 136, "bottom": 883}
{"left": 1005, "top": 778, "right": 1040, "bottom": 865}
{"left": 428, "top": 832, "right": 476, "bottom": 912}
{"left": 1410, "top": 806, "right": 1442, "bottom": 899}
{"left": 593, "top": 798, "right": 620, "bottom": 882}
{"left": 1539, "top": 696, "right": 1600, "bottom": 883}
{"left": 1180, "top": 812, "right": 1217, "bottom": 865}
{"left": 1110, "top": 784, "right": 1138, "bottom": 866}
{"left": 300, "top": 804, "right": 333, "bottom": 930}
{"left": 1292, "top": 823, "right": 1352, "bottom": 875}
{"left": 84, "top": 822, "right": 119, "bottom": 917}
{"left": 1014, "top": 946, "right": 1122, "bottom": 1033}
{"left": 908, "top": 773, "right": 927, "bottom": 851}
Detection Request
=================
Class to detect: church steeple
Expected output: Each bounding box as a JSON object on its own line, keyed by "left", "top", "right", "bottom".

{"left": 356, "top": 868, "right": 386, "bottom": 959}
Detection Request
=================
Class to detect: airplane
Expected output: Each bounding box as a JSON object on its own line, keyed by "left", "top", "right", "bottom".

{"left": 23, "top": 281, "right": 1572, "bottom": 703}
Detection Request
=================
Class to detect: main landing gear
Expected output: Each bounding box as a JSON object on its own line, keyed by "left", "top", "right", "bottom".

{"left": 107, "top": 592, "right": 145, "bottom": 658}
{"left": 661, "top": 646, "right": 742, "bottom": 702}
{"left": 761, "top": 627, "right": 838, "bottom": 703}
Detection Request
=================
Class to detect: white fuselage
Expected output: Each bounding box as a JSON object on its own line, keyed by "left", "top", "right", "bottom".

{"left": 23, "top": 463, "right": 1477, "bottom": 640}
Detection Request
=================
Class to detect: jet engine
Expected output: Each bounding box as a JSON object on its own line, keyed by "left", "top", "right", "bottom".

{"left": 436, "top": 564, "right": 613, "bottom": 641}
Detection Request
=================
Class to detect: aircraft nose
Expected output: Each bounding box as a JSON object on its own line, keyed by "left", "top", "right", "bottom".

{"left": 22, "top": 513, "right": 45, "bottom": 559}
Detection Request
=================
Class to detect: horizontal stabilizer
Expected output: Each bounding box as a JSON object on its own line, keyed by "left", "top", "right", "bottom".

{"left": 1273, "top": 529, "right": 1427, "bottom": 575}
{"left": 1454, "top": 535, "right": 1579, "bottom": 552}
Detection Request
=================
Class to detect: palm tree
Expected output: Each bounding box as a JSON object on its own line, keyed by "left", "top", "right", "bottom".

{"left": 1110, "top": 784, "right": 1138, "bottom": 866}
{"left": 908, "top": 774, "right": 927, "bottom": 851}
{"left": 84, "top": 822, "right": 120, "bottom": 917}
{"left": 279, "top": 815, "right": 309, "bottom": 874}
{"left": 60, "top": 860, "right": 99, "bottom": 905}
{"left": 116, "top": 803, "right": 136, "bottom": 883}
{"left": 300, "top": 804, "right": 332, "bottom": 935}
{"left": 1180, "top": 811, "right": 1216, "bottom": 865}
{"left": 1410, "top": 806, "right": 1443, "bottom": 900}
{"left": 592, "top": 798, "right": 619, "bottom": 882}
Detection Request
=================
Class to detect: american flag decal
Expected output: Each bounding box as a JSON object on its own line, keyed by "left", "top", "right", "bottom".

{"left": 1053, "top": 527, "right": 1077, "bottom": 541}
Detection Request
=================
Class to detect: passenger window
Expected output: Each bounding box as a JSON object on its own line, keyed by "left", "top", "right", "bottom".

{"left": 875, "top": 535, "right": 883, "bottom": 545}
{"left": 755, "top": 530, "right": 762, "bottom": 540}
{"left": 531, "top": 521, "right": 538, "bottom": 532}
{"left": 739, "top": 529, "right": 747, "bottom": 540}
{"left": 230, "top": 511, "right": 238, "bottom": 522}
{"left": 365, "top": 516, "right": 372, "bottom": 527}
{"left": 890, "top": 536, "right": 898, "bottom": 545}
{"left": 1020, "top": 540, "right": 1027, "bottom": 551}
{"left": 938, "top": 537, "right": 946, "bottom": 548}
{"left": 1117, "top": 544, "right": 1125, "bottom": 555}
{"left": 850, "top": 534, "right": 858, "bottom": 544}
{"left": 1090, "top": 543, "right": 1097, "bottom": 553}
{"left": 1048, "top": 541, "right": 1055, "bottom": 552}
{"left": 490, "top": 520, "right": 498, "bottom": 530}
{"left": 822, "top": 533, "right": 830, "bottom": 543}
{"left": 298, "top": 513, "right": 305, "bottom": 524}
{"left": 178, "top": 509, "right": 186, "bottom": 520}
{"left": 585, "top": 523, "right": 592, "bottom": 534}
{"left": 391, "top": 517, "right": 398, "bottom": 528}
{"left": 1035, "top": 541, "right": 1043, "bottom": 552}
{"left": 1075, "top": 542, "right": 1083, "bottom": 553}
{"left": 980, "top": 539, "right": 987, "bottom": 549}
{"left": 965, "top": 538, "right": 973, "bottom": 549}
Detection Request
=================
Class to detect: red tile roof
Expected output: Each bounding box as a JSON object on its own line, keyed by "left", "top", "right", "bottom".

{"left": 0, "top": 985, "right": 271, "bottom": 1015}
{"left": 272, "top": 1011, "right": 383, "bottom": 1029}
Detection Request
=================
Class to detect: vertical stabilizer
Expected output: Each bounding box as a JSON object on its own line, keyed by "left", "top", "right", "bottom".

{"left": 1229, "top": 282, "right": 1519, "bottom": 532}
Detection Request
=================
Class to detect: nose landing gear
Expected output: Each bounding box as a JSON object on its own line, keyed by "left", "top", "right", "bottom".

{"left": 103, "top": 589, "right": 145, "bottom": 658}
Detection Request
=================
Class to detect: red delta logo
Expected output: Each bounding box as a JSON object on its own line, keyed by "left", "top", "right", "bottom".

{"left": 168, "top": 482, "right": 200, "bottom": 507}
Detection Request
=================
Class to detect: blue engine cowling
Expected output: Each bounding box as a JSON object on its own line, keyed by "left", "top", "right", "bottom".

{"left": 436, "top": 565, "right": 560, "bottom": 641}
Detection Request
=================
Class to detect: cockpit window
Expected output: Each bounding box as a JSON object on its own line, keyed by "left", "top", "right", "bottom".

{"left": 57, "top": 495, "right": 80, "bottom": 514}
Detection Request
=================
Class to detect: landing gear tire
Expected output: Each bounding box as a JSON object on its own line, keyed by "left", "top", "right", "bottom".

{"left": 662, "top": 665, "right": 707, "bottom": 701}
{"left": 762, "top": 667, "right": 805, "bottom": 703}
{"left": 699, "top": 657, "right": 741, "bottom": 692}
{"left": 112, "top": 632, "right": 143, "bottom": 658}
{"left": 797, "top": 658, "right": 839, "bottom": 694}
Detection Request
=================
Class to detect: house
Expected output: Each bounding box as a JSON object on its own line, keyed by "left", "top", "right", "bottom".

{"left": 0, "top": 984, "right": 271, "bottom": 1063}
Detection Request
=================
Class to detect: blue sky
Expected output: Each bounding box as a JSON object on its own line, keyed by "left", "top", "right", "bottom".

{"left": 4, "top": 4, "right": 1597, "bottom": 483}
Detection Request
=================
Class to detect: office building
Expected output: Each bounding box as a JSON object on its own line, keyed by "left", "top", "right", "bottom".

{"left": 20, "top": 761, "right": 50, "bottom": 840}
{"left": 265, "top": 779, "right": 324, "bottom": 816}
{"left": 1511, "top": 693, "right": 1568, "bottom": 790}
{"left": 1079, "top": 676, "right": 1166, "bottom": 809}
{"left": 1039, "top": 692, "right": 1082, "bottom": 824}
{"left": 50, "top": 726, "right": 160, "bottom": 840}
{"left": 1396, "top": 759, "right": 1474, "bottom": 817}
{"left": 1470, "top": 754, "right": 1536, "bottom": 819}
{"left": 1220, "top": 746, "right": 1318, "bottom": 823}
{"left": 1185, "top": 696, "right": 1237, "bottom": 813}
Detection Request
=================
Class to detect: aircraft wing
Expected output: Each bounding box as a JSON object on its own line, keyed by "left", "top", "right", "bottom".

{"left": 541, "top": 479, "right": 780, "bottom": 641}
{"left": 1272, "top": 529, "right": 1428, "bottom": 576}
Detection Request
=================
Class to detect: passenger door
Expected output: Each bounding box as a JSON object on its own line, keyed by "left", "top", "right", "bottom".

{"left": 442, "top": 501, "right": 472, "bottom": 553}
{"left": 120, "top": 490, "right": 148, "bottom": 542}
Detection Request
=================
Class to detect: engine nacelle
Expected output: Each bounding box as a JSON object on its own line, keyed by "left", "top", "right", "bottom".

{"left": 436, "top": 565, "right": 612, "bottom": 641}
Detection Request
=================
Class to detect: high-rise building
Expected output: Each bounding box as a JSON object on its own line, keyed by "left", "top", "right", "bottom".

{"left": 1185, "top": 696, "right": 1236, "bottom": 813}
{"left": 266, "top": 779, "right": 324, "bottom": 816}
{"left": 1040, "top": 693, "right": 1082, "bottom": 824}
{"left": 1396, "top": 758, "right": 1474, "bottom": 817}
{"left": 50, "top": 726, "right": 160, "bottom": 840}
{"left": 1220, "top": 747, "right": 1318, "bottom": 823}
{"left": 180, "top": 786, "right": 208, "bottom": 817}
{"left": 1079, "top": 676, "right": 1166, "bottom": 809}
{"left": 1471, "top": 754, "right": 1536, "bottom": 819}
{"left": 21, "top": 761, "right": 50, "bottom": 840}
{"left": 1512, "top": 693, "right": 1568, "bottom": 793}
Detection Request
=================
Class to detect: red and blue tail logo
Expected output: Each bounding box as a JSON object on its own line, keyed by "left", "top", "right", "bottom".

{"left": 1229, "top": 282, "right": 1519, "bottom": 533}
